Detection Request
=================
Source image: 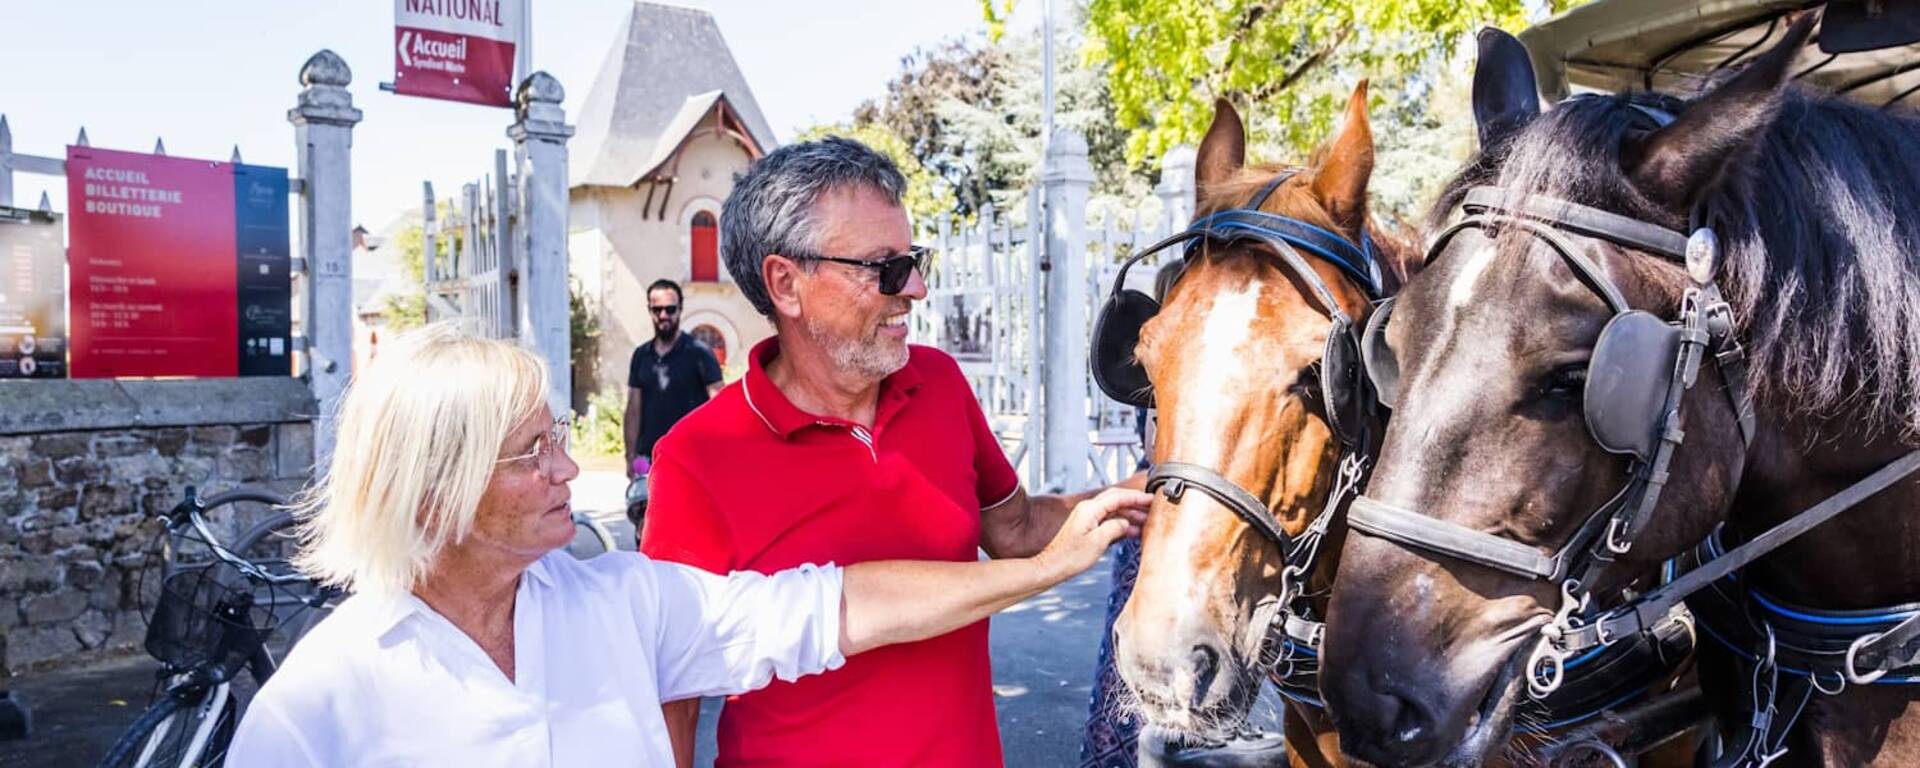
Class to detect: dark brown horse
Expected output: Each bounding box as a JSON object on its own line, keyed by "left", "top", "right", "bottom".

{"left": 1321, "top": 14, "right": 1920, "bottom": 767}
{"left": 1111, "top": 83, "right": 1410, "bottom": 767}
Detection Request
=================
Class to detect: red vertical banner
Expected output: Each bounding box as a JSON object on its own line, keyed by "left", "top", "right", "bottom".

{"left": 394, "top": 0, "right": 523, "bottom": 107}
{"left": 66, "top": 147, "right": 238, "bottom": 378}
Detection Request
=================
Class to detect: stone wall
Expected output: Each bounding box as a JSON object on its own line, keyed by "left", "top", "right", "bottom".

{"left": 0, "top": 378, "right": 315, "bottom": 675}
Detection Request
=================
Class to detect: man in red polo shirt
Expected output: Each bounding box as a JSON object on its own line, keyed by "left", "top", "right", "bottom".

{"left": 641, "top": 137, "right": 1137, "bottom": 767}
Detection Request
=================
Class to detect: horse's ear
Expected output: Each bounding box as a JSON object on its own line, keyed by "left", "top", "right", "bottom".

{"left": 1623, "top": 12, "right": 1815, "bottom": 213}
{"left": 1472, "top": 28, "right": 1541, "bottom": 150}
{"left": 1312, "top": 80, "right": 1374, "bottom": 233}
{"left": 1196, "top": 98, "right": 1246, "bottom": 199}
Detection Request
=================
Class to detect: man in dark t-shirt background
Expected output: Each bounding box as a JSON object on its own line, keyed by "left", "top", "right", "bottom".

{"left": 624, "top": 279, "right": 723, "bottom": 478}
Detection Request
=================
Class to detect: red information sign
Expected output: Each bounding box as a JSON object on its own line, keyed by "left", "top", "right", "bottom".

{"left": 394, "top": 0, "right": 523, "bottom": 107}
{"left": 64, "top": 147, "right": 292, "bottom": 379}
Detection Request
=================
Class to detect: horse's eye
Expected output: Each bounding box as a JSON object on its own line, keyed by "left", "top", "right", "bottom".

{"left": 1541, "top": 365, "right": 1587, "bottom": 401}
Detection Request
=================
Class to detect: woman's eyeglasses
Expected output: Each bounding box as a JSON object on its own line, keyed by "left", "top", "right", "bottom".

{"left": 495, "top": 415, "right": 573, "bottom": 478}
{"left": 794, "top": 245, "right": 929, "bottom": 296}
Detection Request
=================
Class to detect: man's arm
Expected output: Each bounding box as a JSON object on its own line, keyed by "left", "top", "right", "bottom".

{"left": 979, "top": 470, "right": 1148, "bottom": 559}
{"left": 661, "top": 699, "right": 698, "bottom": 768}
{"left": 624, "top": 386, "right": 643, "bottom": 477}
{"left": 706, "top": 382, "right": 723, "bottom": 398}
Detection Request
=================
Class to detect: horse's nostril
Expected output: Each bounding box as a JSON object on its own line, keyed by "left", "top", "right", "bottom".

{"left": 1389, "top": 690, "right": 1434, "bottom": 747}
{"left": 1188, "top": 644, "right": 1220, "bottom": 709}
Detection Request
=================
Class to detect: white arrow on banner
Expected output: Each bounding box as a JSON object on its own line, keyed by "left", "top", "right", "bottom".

{"left": 398, "top": 30, "right": 413, "bottom": 67}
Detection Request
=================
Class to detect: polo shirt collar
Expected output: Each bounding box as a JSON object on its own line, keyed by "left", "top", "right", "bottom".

{"left": 741, "top": 336, "right": 923, "bottom": 439}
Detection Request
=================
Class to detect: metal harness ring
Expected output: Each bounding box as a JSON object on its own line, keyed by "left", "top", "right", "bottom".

{"left": 1845, "top": 631, "right": 1890, "bottom": 686}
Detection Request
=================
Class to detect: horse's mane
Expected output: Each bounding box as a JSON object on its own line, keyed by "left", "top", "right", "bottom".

{"left": 1196, "top": 163, "right": 1422, "bottom": 293}
{"left": 1429, "top": 85, "right": 1920, "bottom": 440}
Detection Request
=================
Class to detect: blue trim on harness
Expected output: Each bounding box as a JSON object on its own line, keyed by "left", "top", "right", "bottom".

{"left": 1187, "top": 210, "right": 1384, "bottom": 299}
{"left": 1705, "top": 532, "right": 1920, "bottom": 627}
{"left": 1694, "top": 619, "right": 1920, "bottom": 685}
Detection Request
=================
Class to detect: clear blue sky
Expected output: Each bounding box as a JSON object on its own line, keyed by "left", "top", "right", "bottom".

{"left": 4, "top": 0, "right": 1040, "bottom": 233}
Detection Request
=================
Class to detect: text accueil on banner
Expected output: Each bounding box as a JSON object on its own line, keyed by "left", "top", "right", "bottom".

{"left": 79, "top": 165, "right": 184, "bottom": 219}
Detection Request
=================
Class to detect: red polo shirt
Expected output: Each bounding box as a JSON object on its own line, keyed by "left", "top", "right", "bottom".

{"left": 640, "top": 338, "right": 1021, "bottom": 768}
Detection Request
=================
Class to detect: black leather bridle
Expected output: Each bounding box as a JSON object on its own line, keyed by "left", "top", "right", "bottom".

{"left": 1094, "top": 171, "right": 1383, "bottom": 677}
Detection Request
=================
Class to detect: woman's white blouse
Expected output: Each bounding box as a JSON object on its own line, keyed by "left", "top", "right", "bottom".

{"left": 227, "top": 551, "right": 846, "bottom": 766}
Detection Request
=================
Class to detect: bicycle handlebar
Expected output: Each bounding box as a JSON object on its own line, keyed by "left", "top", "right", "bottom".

{"left": 162, "top": 487, "right": 311, "bottom": 587}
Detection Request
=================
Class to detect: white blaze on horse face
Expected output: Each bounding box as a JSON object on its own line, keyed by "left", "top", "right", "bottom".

{"left": 1158, "top": 281, "right": 1267, "bottom": 602}
{"left": 1152, "top": 282, "right": 1274, "bottom": 610}
{"left": 1447, "top": 243, "right": 1499, "bottom": 313}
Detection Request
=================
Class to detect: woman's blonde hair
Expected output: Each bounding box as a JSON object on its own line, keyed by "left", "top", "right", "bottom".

{"left": 291, "top": 323, "right": 549, "bottom": 595}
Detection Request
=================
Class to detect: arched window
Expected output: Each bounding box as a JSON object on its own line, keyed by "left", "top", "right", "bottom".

{"left": 691, "top": 324, "right": 728, "bottom": 368}
{"left": 690, "top": 211, "right": 719, "bottom": 282}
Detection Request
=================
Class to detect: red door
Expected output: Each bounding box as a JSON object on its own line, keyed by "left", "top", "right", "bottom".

{"left": 691, "top": 211, "right": 718, "bottom": 282}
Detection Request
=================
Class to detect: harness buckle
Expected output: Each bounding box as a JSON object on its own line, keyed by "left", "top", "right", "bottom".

{"left": 1845, "top": 631, "right": 1890, "bottom": 686}
{"left": 1606, "top": 515, "right": 1635, "bottom": 555}
{"left": 1529, "top": 581, "right": 1588, "bottom": 699}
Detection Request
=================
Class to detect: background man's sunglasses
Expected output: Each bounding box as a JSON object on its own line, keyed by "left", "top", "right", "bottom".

{"left": 794, "top": 246, "right": 929, "bottom": 295}
{"left": 649, "top": 305, "right": 681, "bottom": 316}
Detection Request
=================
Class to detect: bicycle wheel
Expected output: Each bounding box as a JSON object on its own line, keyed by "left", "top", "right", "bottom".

{"left": 230, "top": 511, "right": 335, "bottom": 654}
{"left": 98, "top": 684, "right": 234, "bottom": 768}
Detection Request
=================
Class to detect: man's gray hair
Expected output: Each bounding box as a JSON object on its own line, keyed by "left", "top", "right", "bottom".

{"left": 721, "top": 136, "right": 907, "bottom": 316}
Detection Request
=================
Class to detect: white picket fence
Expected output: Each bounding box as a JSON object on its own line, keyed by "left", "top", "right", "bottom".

{"left": 910, "top": 142, "right": 1195, "bottom": 489}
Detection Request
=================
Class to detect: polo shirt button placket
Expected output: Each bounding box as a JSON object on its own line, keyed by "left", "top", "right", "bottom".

{"left": 849, "top": 425, "right": 878, "bottom": 463}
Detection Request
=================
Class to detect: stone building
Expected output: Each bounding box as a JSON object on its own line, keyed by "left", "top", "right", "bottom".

{"left": 569, "top": 2, "right": 778, "bottom": 396}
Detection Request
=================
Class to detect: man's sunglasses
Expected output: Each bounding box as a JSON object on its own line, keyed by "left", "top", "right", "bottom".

{"left": 649, "top": 305, "right": 680, "bottom": 317}
{"left": 795, "top": 245, "right": 929, "bottom": 296}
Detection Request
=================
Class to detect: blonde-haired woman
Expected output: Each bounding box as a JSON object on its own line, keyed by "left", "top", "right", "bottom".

{"left": 229, "top": 324, "right": 1149, "bottom": 766}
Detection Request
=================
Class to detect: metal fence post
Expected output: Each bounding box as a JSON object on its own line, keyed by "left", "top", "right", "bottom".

{"left": 0, "top": 115, "right": 13, "bottom": 208}
{"left": 508, "top": 72, "right": 575, "bottom": 418}
{"left": 287, "top": 50, "right": 363, "bottom": 470}
{"left": 1157, "top": 145, "right": 1196, "bottom": 231}
{"left": 1040, "top": 129, "right": 1093, "bottom": 493}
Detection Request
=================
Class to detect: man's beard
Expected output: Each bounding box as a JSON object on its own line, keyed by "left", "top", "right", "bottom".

{"left": 804, "top": 313, "right": 908, "bottom": 380}
{"left": 653, "top": 319, "right": 678, "bottom": 342}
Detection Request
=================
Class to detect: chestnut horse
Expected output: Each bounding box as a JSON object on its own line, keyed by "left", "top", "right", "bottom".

{"left": 1322, "top": 15, "right": 1920, "bottom": 767}
{"left": 1111, "top": 83, "right": 1410, "bottom": 767}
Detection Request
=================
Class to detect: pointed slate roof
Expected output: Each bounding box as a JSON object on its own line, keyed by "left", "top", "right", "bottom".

{"left": 571, "top": 2, "right": 778, "bottom": 188}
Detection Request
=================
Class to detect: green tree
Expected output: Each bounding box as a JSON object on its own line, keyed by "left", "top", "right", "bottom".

{"left": 1070, "top": 0, "right": 1574, "bottom": 166}
{"left": 380, "top": 225, "right": 428, "bottom": 331}
{"left": 847, "top": 29, "right": 1152, "bottom": 219}
{"left": 974, "top": 1, "right": 1578, "bottom": 219}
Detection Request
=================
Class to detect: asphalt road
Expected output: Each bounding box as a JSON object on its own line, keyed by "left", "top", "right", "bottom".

{"left": 0, "top": 469, "right": 1259, "bottom": 768}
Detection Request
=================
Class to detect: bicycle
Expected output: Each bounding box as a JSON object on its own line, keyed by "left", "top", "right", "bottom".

{"left": 99, "top": 487, "right": 338, "bottom": 768}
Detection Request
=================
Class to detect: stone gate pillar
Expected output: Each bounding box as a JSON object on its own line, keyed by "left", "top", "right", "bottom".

{"left": 288, "top": 50, "right": 361, "bottom": 471}
{"left": 509, "top": 72, "right": 575, "bottom": 418}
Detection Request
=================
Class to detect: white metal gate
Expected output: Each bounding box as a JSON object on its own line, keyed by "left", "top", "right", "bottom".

{"left": 423, "top": 150, "right": 518, "bottom": 339}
